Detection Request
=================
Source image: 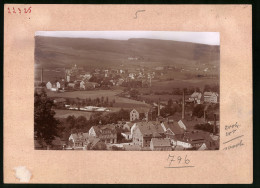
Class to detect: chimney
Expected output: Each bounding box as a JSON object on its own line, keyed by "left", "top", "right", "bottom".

{"left": 158, "top": 98, "right": 160, "bottom": 117}
{"left": 204, "top": 110, "right": 206, "bottom": 123}
{"left": 213, "top": 113, "right": 217, "bottom": 134}
{"left": 182, "top": 89, "right": 185, "bottom": 119}
{"left": 41, "top": 68, "right": 43, "bottom": 83}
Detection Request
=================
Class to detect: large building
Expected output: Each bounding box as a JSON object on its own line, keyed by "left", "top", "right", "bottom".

{"left": 203, "top": 92, "right": 218, "bottom": 103}
{"left": 132, "top": 122, "right": 164, "bottom": 148}
{"left": 89, "top": 125, "right": 117, "bottom": 144}
{"left": 130, "top": 108, "right": 150, "bottom": 122}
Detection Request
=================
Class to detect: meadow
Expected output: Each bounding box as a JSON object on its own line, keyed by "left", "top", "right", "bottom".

{"left": 139, "top": 78, "right": 219, "bottom": 93}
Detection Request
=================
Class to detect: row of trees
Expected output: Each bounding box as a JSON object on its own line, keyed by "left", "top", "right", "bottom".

{"left": 62, "top": 97, "right": 116, "bottom": 108}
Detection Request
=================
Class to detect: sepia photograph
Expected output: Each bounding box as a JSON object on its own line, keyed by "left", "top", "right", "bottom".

{"left": 34, "top": 31, "right": 220, "bottom": 151}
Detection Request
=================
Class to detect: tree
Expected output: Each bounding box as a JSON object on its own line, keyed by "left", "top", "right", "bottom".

{"left": 192, "top": 104, "right": 204, "bottom": 118}
{"left": 34, "top": 91, "right": 60, "bottom": 147}
{"left": 129, "top": 89, "right": 139, "bottom": 99}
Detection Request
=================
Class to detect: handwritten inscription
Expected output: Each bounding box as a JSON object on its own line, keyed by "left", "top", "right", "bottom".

{"left": 7, "top": 7, "right": 31, "bottom": 14}
{"left": 134, "top": 10, "right": 145, "bottom": 19}
{"left": 223, "top": 122, "right": 244, "bottom": 150}
{"left": 165, "top": 154, "right": 194, "bottom": 168}
{"left": 225, "top": 122, "right": 240, "bottom": 136}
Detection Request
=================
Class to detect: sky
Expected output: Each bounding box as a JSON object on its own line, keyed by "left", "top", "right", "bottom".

{"left": 35, "top": 31, "right": 220, "bottom": 45}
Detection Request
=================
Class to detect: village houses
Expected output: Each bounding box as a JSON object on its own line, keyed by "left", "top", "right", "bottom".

{"left": 88, "top": 125, "right": 117, "bottom": 144}
{"left": 203, "top": 92, "right": 218, "bottom": 103}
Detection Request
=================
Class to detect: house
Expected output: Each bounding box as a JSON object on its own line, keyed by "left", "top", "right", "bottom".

{"left": 69, "top": 133, "right": 91, "bottom": 149}
{"left": 150, "top": 138, "right": 172, "bottom": 151}
{"left": 203, "top": 92, "right": 218, "bottom": 103}
{"left": 189, "top": 92, "right": 202, "bottom": 104}
{"left": 56, "top": 82, "right": 61, "bottom": 89}
{"left": 182, "top": 132, "right": 206, "bottom": 148}
{"left": 132, "top": 122, "right": 164, "bottom": 147}
{"left": 123, "top": 144, "right": 141, "bottom": 151}
{"left": 130, "top": 108, "right": 150, "bottom": 122}
{"left": 89, "top": 125, "right": 117, "bottom": 144}
{"left": 80, "top": 81, "right": 85, "bottom": 90}
{"left": 123, "top": 122, "right": 135, "bottom": 131}
{"left": 53, "top": 98, "right": 66, "bottom": 108}
{"left": 177, "top": 120, "right": 187, "bottom": 131}
{"left": 121, "top": 132, "right": 131, "bottom": 140}
{"left": 46, "top": 81, "right": 52, "bottom": 90}
{"left": 161, "top": 121, "right": 185, "bottom": 140}
{"left": 68, "top": 83, "right": 75, "bottom": 88}
{"left": 84, "top": 137, "right": 103, "bottom": 150}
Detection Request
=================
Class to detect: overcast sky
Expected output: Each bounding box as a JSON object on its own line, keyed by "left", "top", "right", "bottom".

{"left": 35, "top": 31, "right": 220, "bottom": 45}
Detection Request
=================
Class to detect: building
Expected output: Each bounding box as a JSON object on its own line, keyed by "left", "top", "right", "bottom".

{"left": 121, "top": 132, "right": 131, "bottom": 140}
{"left": 89, "top": 125, "right": 117, "bottom": 144}
{"left": 161, "top": 121, "right": 185, "bottom": 140}
{"left": 189, "top": 92, "right": 202, "bottom": 104}
{"left": 150, "top": 138, "right": 172, "bottom": 151}
{"left": 46, "top": 81, "right": 52, "bottom": 90}
{"left": 69, "top": 133, "right": 91, "bottom": 149}
{"left": 80, "top": 81, "right": 85, "bottom": 90}
{"left": 132, "top": 122, "right": 164, "bottom": 148}
{"left": 130, "top": 108, "right": 150, "bottom": 122}
{"left": 203, "top": 92, "right": 218, "bottom": 103}
{"left": 53, "top": 98, "right": 66, "bottom": 108}
{"left": 182, "top": 132, "right": 206, "bottom": 148}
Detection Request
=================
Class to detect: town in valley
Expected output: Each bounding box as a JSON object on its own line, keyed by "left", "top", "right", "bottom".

{"left": 34, "top": 31, "right": 220, "bottom": 151}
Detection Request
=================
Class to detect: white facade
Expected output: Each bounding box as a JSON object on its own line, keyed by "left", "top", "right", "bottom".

{"left": 204, "top": 92, "right": 218, "bottom": 103}
{"left": 46, "top": 82, "right": 52, "bottom": 90}
{"left": 130, "top": 109, "right": 139, "bottom": 121}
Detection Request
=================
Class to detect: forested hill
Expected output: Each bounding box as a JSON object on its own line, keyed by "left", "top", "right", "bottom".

{"left": 35, "top": 36, "right": 220, "bottom": 69}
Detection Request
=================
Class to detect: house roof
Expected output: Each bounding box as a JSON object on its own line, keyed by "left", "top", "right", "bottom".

{"left": 163, "top": 122, "right": 185, "bottom": 135}
{"left": 131, "top": 107, "right": 150, "bottom": 114}
{"left": 190, "top": 92, "right": 202, "bottom": 99}
{"left": 204, "top": 92, "right": 218, "bottom": 97}
{"left": 151, "top": 138, "right": 171, "bottom": 147}
{"left": 136, "top": 122, "right": 164, "bottom": 137}
{"left": 54, "top": 98, "right": 66, "bottom": 103}
{"left": 92, "top": 125, "right": 117, "bottom": 136}
{"left": 174, "top": 145, "right": 184, "bottom": 151}
{"left": 123, "top": 144, "right": 141, "bottom": 151}
{"left": 70, "top": 133, "right": 91, "bottom": 141}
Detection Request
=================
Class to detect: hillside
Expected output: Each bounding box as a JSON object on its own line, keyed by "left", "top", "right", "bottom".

{"left": 34, "top": 36, "right": 220, "bottom": 69}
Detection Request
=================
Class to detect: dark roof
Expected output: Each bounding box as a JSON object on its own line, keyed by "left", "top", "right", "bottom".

{"left": 151, "top": 138, "right": 171, "bottom": 147}
{"left": 54, "top": 98, "right": 66, "bottom": 103}
{"left": 131, "top": 107, "right": 150, "bottom": 114}
{"left": 163, "top": 122, "right": 185, "bottom": 135}
{"left": 92, "top": 125, "right": 117, "bottom": 136}
{"left": 136, "top": 122, "right": 164, "bottom": 137}
{"left": 123, "top": 144, "right": 141, "bottom": 151}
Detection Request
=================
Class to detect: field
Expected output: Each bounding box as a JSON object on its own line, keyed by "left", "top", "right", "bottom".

{"left": 139, "top": 78, "right": 219, "bottom": 93}
{"left": 47, "top": 89, "right": 150, "bottom": 106}
{"left": 54, "top": 107, "right": 131, "bottom": 119}
{"left": 139, "top": 94, "right": 183, "bottom": 103}
{"left": 54, "top": 109, "right": 94, "bottom": 119}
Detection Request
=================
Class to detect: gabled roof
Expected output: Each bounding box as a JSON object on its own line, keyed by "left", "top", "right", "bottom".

{"left": 190, "top": 92, "right": 202, "bottom": 99}
{"left": 163, "top": 122, "right": 185, "bottom": 135}
{"left": 151, "top": 138, "right": 171, "bottom": 147}
{"left": 70, "top": 133, "right": 91, "bottom": 141}
{"left": 92, "top": 125, "right": 117, "bottom": 136}
{"left": 131, "top": 107, "right": 150, "bottom": 114}
{"left": 54, "top": 98, "right": 66, "bottom": 103}
{"left": 136, "top": 122, "right": 164, "bottom": 137}
{"left": 204, "top": 92, "right": 218, "bottom": 97}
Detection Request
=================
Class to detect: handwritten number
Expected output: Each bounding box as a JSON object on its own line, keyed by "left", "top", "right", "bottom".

{"left": 8, "top": 7, "right": 11, "bottom": 14}
{"left": 18, "top": 8, "right": 21, "bottom": 14}
{"left": 185, "top": 155, "right": 190, "bottom": 164}
{"left": 177, "top": 156, "right": 182, "bottom": 164}
{"left": 12, "top": 7, "right": 16, "bottom": 14}
{"left": 24, "top": 6, "right": 32, "bottom": 13}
